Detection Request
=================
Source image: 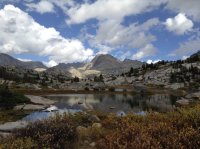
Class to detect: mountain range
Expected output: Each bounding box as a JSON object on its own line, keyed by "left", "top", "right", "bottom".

{"left": 0, "top": 51, "right": 200, "bottom": 78}
{"left": 0, "top": 53, "right": 47, "bottom": 70}
{"left": 0, "top": 53, "right": 144, "bottom": 77}
{"left": 0, "top": 51, "right": 200, "bottom": 77}
{"left": 47, "top": 54, "right": 144, "bottom": 76}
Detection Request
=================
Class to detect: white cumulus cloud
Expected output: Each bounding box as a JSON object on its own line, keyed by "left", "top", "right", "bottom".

{"left": 0, "top": 5, "right": 94, "bottom": 65}
{"left": 166, "top": 0, "right": 200, "bottom": 22}
{"left": 43, "top": 60, "right": 58, "bottom": 67}
{"left": 83, "top": 18, "right": 159, "bottom": 59}
{"left": 95, "top": 18, "right": 159, "bottom": 49}
{"left": 164, "top": 13, "right": 193, "bottom": 35}
{"left": 132, "top": 44, "right": 157, "bottom": 60}
{"left": 26, "top": 0, "right": 55, "bottom": 14}
{"left": 66, "top": 0, "right": 165, "bottom": 24}
{"left": 64, "top": 0, "right": 163, "bottom": 60}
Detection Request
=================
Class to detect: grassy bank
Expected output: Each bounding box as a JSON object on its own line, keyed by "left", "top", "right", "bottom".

{"left": 11, "top": 88, "right": 138, "bottom": 95}
{"left": 0, "top": 104, "right": 200, "bottom": 149}
{"left": 11, "top": 86, "right": 185, "bottom": 96}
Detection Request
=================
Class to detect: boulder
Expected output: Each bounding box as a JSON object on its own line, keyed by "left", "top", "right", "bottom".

{"left": 88, "top": 115, "right": 100, "bottom": 122}
{"left": 176, "top": 99, "right": 190, "bottom": 106}
{"left": 185, "top": 92, "right": 200, "bottom": 100}
{"left": 0, "top": 121, "right": 28, "bottom": 132}
{"left": 25, "top": 95, "right": 55, "bottom": 105}
{"left": 90, "top": 142, "right": 96, "bottom": 147}
{"left": 165, "top": 83, "right": 184, "bottom": 90}
{"left": 14, "top": 104, "right": 45, "bottom": 110}
{"left": 92, "top": 123, "right": 102, "bottom": 129}
{"left": 0, "top": 132, "right": 11, "bottom": 138}
{"left": 16, "top": 83, "right": 41, "bottom": 90}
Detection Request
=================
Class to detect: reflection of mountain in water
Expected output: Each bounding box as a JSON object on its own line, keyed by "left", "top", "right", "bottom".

{"left": 44, "top": 94, "right": 179, "bottom": 113}
{"left": 144, "top": 94, "right": 177, "bottom": 112}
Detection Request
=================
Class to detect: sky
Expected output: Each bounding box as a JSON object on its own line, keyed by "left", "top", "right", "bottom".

{"left": 0, "top": 0, "right": 200, "bottom": 67}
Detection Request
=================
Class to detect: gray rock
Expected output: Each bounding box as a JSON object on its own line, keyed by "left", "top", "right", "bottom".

{"left": 90, "top": 142, "right": 96, "bottom": 147}
{"left": 0, "top": 132, "right": 11, "bottom": 138}
{"left": 88, "top": 115, "right": 100, "bottom": 122}
{"left": 25, "top": 95, "right": 55, "bottom": 105}
{"left": 185, "top": 92, "right": 200, "bottom": 99}
{"left": 14, "top": 104, "right": 45, "bottom": 110}
{"left": 16, "top": 83, "right": 41, "bottom": 90}
{"left": 91, "top": 54, "right": 142, "bottom": 74}
{"left": 165, "top": 83, "right": 185, "bottom": 90}
{"left": 0, "top": 121, "right": 28, "bottom": 132}
{"left": 176, "top": 99, "right": 190, "bottom": 106}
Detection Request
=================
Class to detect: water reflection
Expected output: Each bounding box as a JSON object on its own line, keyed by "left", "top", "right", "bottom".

{"left": 44, "top": 94, "right": 178, "bottom": 113}
{"left": 23, "top": 109, "right": 82, "bottom": 122}
{"left": 23, "top": 94, "right": 178, "bottom": 122}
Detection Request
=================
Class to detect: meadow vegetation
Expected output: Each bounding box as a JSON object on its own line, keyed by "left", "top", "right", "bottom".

{"left": 0, "top": 105, "right": 200, "bottom": 149}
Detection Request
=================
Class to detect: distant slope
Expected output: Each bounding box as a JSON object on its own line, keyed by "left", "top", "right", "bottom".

{"left": 190, "top": 51, "right": 200, "bottom": 59}
{"left": 91, "top": 54, "right": 121, "bottom": 70}
{"left": 90, "top": 54, "right": 143, "bottom": 74}
{"left": 122, "top": 59, "right": 144, "bottom": 69}
{"left": 47, "top": 62, "right": 85, "bottom": 72}
{"left": 185, "top": 51, "right": 200, "bottom": 63}
{"left": 52, "top": 62, "right": 84, "bottom": 70}
{"left": 0, "top": 53, "right": 47, "bottom": 69}
{"left": 46, "top": 62, "right": 85, "bottom": 77}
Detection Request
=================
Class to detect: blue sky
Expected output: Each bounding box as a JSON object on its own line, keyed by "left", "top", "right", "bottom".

{"left": 0, "top": 0, "right": 200, "bottom": 67}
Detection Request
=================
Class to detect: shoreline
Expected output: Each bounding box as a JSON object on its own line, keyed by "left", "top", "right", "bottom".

{"left": 11, "top": 87, "right": 186, "bottom": 96}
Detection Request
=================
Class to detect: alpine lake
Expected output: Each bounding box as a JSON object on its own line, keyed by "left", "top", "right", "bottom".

{"left": 23, "top": 93, "right": 179, "bottom": 122}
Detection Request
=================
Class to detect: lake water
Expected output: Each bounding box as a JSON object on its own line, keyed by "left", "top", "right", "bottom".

{"left": 23, "top": 94, "right": 179, "bottom": 122}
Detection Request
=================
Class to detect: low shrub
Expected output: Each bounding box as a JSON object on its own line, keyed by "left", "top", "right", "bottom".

{"left": 97, "top": 105, "right": 200, "bottom": 149}
{"left": 0, "top": 137, "right": 38, "bottom": 149}
{"left": 108, "top": 87, "right": 115, "bottom": 92}
{"left": 0, "top": 85, "right": 30, "bottom": 108}
{"left": 1, "top": 105, "right": 200, "bottom": 149}
{"left": 84, "top": 87, "right": 89, "bottom": 91}
{"left": 14, "top": 114, "right": 77, "bottom": 148}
